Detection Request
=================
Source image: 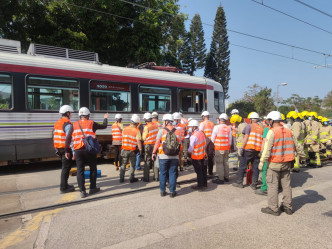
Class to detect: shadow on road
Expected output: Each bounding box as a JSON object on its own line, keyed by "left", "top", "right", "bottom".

{"left": 293, "top": 190, "right": 326, "bottom": 212}
{"left": 291, "top": 171, "right": 313, "bottom": 188}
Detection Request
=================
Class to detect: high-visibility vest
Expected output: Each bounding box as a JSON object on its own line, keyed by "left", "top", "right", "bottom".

{"left": 214, "top": 124, "right": 231, "bottom": 151}
{"left": 122, "top": 126, "right": 139, "bottom": 151}
{"left": 320, "top": 126, "right": 331, "bottom": 143}
{"left": 53, "top": 117, "right": 71, "bottom": 149}
{"left": 236, "top": 122, "right": 247, "bottom": 148}
{"left": 158, "top": 126, "right": 181, "bottom": 155}
{"left": 191, "top": 130, "right": 206, "bottom": 160}
{"left": 232, "top": 124, "right": 237, "bottom": 137}
{"left": 270, "top": 126, "right": 295, "bottom": 163}
{"left": 244, "top": 123, "right": 264, "bottom": 151}
{"left": 144, "top": 122, "right": 158, "bottom": 145}
{"left": 181, "top": 117, "right": 188, "bottom": 125}
{"left": 176, "top": 123, "right": 186, "bottom": 141}
{"left": 72, "top": 120, "right": 95, "bottom": 150}
{"left": 112, "top": 122, "right": 122, "bottom": 142}
{"left": 201, "top": 120, "right": 214, "bottom": 139}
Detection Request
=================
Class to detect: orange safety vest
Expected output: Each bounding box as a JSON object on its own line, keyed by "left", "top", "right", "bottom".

{"left": 244, "top": 123, "right": 264, "bottom": 151}
{"left": 144, "top": 122, "right": 158, "bottom": 145}
{"left": 191, "top": 130, "right": 206, "bottom": 160}
{"left": 53, "top": 117, "right": 71, "bottom": 149}
{"left": 122, "top": 126, "right": 139, "bottom": 151}
{"left": 111, "top": 122, "right": 122, "bottom": 141}
{"left": 214, "top": 124, "right": 231, "bottom": 151}
{"left": 270, "top": 126, "right": 295, "bottom": 163}
{"left": 176, "top": 123, "right": 186, "bottom": 141}
{"left": 158, "top": 126, "right": 181, "bottom": 155}
{"left": 201, "top": 120, "right": 214, "bottom": 139}
{"left": 72, "top": 120, "right": 95, "bottom": 150}
{"left": 232, "top": 124, "right": 237, "bottom": 137}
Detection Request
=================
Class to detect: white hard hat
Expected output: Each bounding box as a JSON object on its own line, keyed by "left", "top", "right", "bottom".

{"left": 231, "top": 109, "right": 239, "bottom": 115}
{"left": 201, "top": 111, "right": 210, "bottom": 116}
{"left": 78, "top": 107, "right": 90, "bottom": 116}
{"left": 249, "top": 112, "right": 259, "bottom": 119}
{"left": 173, "top": 112, "right": 181, "bottom": 120}
{"left": 152, "top": 112, "right": 158, "bottom": 118}
{"left": 178, "top": 112, "right": 183, "bottom": 116}
{"left": 188, "top": 118, "right": 193, "bottom": 122}
{"left": 162, "top": 114, "right": 173, "bottom": 121}
{"left": 115, "top": 114, "right": 122, "bottom": 119}
{"left": 266, "top": 111, "right": 282, "bottom": 121}
{"left": 188, "top": 119, "right": 199, "bottom": 127}
{"left": 143, "top": 112, "right": 152, "bottom": 120}
{"left": 59, "top": 105, "right": 73, "bottom": 114}
{"left": 219, "top": 113, "right": 228, "bottom": 121}
{"left": 131, "top": 114, "right": 140, "bottom": 123}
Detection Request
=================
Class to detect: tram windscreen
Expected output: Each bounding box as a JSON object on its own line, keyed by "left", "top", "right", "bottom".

{"left": 139, "top": 86, "right": 171, "bottom": 112}
{"left": 0, "top": 74, "right": 12, "bottom": 110}
{"left": 214, "top": 91, "right": 224, "bottom": 113}
{"left": 178, "top": 89, "right": 205, "bottom": 113}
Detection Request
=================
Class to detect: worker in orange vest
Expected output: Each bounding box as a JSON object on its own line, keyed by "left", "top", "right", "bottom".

{"left": 111, "top": 113, "right": 123, "bottom": 170}
{"left": 152, "top": 112, "right": 162, "bottom": 128}
{"left": 120, "top": 114, "right": 142, "bottom": 183}
{"left": 233, "top": 112, "right": 263, "bottom": 190}
{"left": 54, "top": 105, "right": 75, "bottom": 194}
{"left": 68, "top": 107, "right": 109, "bottom": 198}
{"left": 188, "top": 119, "right": 207, "bottom": 191}
{"left": 199, "top": 111, "right": 215, "bottom": 176}
{"left": 211, "top": 113, "right": 232, "bottom": 184}
{"left": 173, "top": 112, "right": 186, "bottom": 171}
{"left": 259, "top": 111, "right": 305, "bottom": 216}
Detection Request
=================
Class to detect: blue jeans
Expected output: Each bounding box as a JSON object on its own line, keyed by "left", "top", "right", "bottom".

{"left": 135, "top": 151, "right": 141, "bottom": 170}
{"left": 159, "top": 158, "right": 178, "bottom": 193}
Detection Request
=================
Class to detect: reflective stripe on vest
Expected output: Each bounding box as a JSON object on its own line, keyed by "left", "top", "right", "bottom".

{"left": 144, "top": 123, "right": 158, "bottom": 145}
{"left": 53, "top": 117, "right": 71, "bottom": 149}
{"left": 270, "top": 127, "right": 295, "bottom": 163}
{"left": 158, "top": 126, "right": 181, "bottom": 155}
{"left": 191, "top": 130, "right": 206, "bottom": 160}
{"left": 244, "top": 123, "right": 263, "bottom": 151}
{"left": 214, "top": 125, "right": 231, "bottom": 151}
{"left": 201, "top": 120, "right": 214, "bottom": 139}
{"left": 232, "top": 124, "right": 236, "bottom": 137}
{"left": 72, "top": 120, "right": 95, "bottom": 150}
{"left": 176, "top": 123, "right": 186, "bottom": 141}
{"left": 122, "top": 126, "right": 139, "bottom": 151}
{"left": 112, "top": 123, "right": 122, "bottom": 141}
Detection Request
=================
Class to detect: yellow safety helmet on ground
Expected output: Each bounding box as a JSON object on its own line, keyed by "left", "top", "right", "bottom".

{"left": 309, "top": 112, "right": 318, "bottom": 119}
{"left": 230, "top": 114, "right": 240, "bottom": 124}
{"left": 301, "top": 111, "right": 309, "bottom": 118}
{"left": 281, "top": 113, "right": 285, "bottom": 120}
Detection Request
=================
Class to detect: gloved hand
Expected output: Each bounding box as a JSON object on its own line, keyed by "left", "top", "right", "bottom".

{"left": 238, "top": 148, "right": 244, "bottom": 157}
{"left": 258, "top": 162, "right": 264, "bottom": 171}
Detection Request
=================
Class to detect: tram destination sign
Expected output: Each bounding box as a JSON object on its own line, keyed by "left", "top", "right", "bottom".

{"left": 90, "top": 81, "right": 130, "bottom": 91}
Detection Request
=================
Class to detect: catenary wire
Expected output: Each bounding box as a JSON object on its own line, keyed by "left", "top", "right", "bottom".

{"left": 293, "top": 0, "right": 332, "bottom": 19}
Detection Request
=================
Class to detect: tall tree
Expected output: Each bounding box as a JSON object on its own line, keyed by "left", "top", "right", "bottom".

{"left": 179, "top": 31, "right": 193, "bottom": 74}
{"left": 253, "top": 87, "right": 275, "bottom": 115}
{"left": 204, "top": 5, "right": 230, "bottom": 98}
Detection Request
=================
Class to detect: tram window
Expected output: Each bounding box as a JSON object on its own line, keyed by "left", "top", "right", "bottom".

{"left": 0, "top": 74, "right": 12, "bottom": 110}
{"left": 90, "top": 81, "right": 131, "bottom": 112}
{"left": 178, "top": 89, "right": 204, "bottom": 113}
{"left": 139, "top": 86, "right": 171, "bottom": 112}
{"left": 27, "top": 76, "right": 79, "bottom": 110}
{"left": 214, "top": 91, "right": 224, "bottom": 113}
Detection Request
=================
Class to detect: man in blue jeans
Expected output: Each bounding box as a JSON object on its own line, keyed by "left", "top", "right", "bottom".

{"left": 152, "top": 114, "right": 181, "bottom": 198}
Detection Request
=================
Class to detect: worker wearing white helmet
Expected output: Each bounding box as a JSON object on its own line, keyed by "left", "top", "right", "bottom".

{"left": 152, "top": 113, "right": 181, "bottom": 198}
{"left": 233, "top": 111, "right": 263, "bottom": 190}
{"left": 69, "top": 107, "right": 109, "bottom": 198}
{"left": 111, "top": 114, "right": 124, "bottom": 170}
{"left": 54, "top": 105, "right": 75, "bottom": 194}
{"left": 120, "top": 114, "right": 143, "bottom": 184}
{"left": 231, "top": 109, "right": 239, "bottom": 115}
{"left": 173, "top": 112, "right": 186, "bottom": 171}
{"left": 199, "top": 110, "right": 215, "bottom": 176}
{"left": 142, "top": 113, "right": 159, "bottom": 182}
{"left": 152, "top": 111, "right": 162, "bottom": 128}
{"left": 211, "top": 113, "right": 232, "bottom": 184}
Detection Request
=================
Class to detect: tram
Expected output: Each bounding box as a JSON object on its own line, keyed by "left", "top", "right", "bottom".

{"left": 0, "top": 39, "right": 225, "bottom": 165}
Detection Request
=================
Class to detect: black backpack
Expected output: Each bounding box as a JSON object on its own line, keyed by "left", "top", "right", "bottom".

{"left": 162, "top": 128, "right": 181, "bottom": 156}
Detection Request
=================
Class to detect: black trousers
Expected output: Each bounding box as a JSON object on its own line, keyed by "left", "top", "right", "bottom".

{"left": 237, "top": 150, "right": 260, "bottom": 185}
{"left": 75, "top": 149, "right": 97, "bottom": 191}
{"left": 207, "top": 155, "right": 214, "bottom": 175}
{"left": 113, "top": 145, "right": 122, "bottom": 166}
{"left": 192, "top": 159, "right": 207, "bottom": 187}
{"left": 58, "top": 149, "right": 73, "bottom": 190}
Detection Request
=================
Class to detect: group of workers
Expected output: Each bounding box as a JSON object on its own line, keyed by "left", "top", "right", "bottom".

{"left": 53, "top": 105, "right": 332, "bottom": 215}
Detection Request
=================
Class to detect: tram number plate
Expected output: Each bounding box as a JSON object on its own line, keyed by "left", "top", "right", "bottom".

{"left": 91, "top": 81, "right": 129, "bottom": 91}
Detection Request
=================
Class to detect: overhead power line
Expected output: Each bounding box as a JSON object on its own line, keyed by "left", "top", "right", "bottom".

{"left": 250, "top": 0, "right": 332, "bottom": 35}
{"left": 294, "top": 0, "right": 332, "bottom": 19}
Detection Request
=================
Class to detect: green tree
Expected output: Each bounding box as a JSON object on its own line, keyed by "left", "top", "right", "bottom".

{"left": 282, "top": 94, "right": 322, "bottom": 113}
{"left": 226, "top": 100, "right": 255, "bottom": 118}
{"left": 179, "top": 31, "right": 194, "bottom": 74}
{"left": 243, "top": 84, "right": 262, "bottom": 103}
{"left": 322, "top": 90, "right": 332, "bottom": 110}
{"left": 204, "top": 5, "right": 230, "bottom": 98}
{"left": 253, "top": 87, "right": 275, "bottom": 115}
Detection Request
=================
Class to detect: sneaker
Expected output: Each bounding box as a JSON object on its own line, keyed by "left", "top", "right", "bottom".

{"left": 232, "top": 183, "right": 244, "bottom": 188}
{"left": 160, "top": 191, "right": 167, "bottom": 197}
{"left": 261, "top": 207, "right": 280, "bottom": 216}
{"left": 80, "top": 191, "right": 87, "bottom": 198}
{"left": 191, "top": 186, "right": 204, "bottom": 191}
{"left": 89, "top": 187, "right": 100, "bottom": 195}
{"left": 170, "top": 192, "right": 177, "bottom": 198}
{"left": 280, "top": 203, "right": 293, "bottom": 215}
{"left": 250, "top": 184, "right": 257, "bottom": 190}
{"left": 130, "top": 177, "right": 139, "bottom": 183}
{"left": 212, "top": 179, "right": 224, "bottom": 185}
{"left": 255, "top": 189, "right": 267, "bottom": 196}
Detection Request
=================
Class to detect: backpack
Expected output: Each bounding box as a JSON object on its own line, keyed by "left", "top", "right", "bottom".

{"left": 78, "top": 122, "right": 100, "bottom": 154}
{"left": 162, "top": 128, "right": 181, "bottom": 156}
{"left": 205, "top": 137, "right": 215, "bottom": 156}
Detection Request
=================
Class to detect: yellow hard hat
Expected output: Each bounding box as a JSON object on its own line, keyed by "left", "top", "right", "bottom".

{"left": 318, "top": 115, "right": 323, "bottom": 121}
{"left": 287, "top": 111, "right": 296, "bottom": 119}
{"left": 297, "top": 112, "right": 303, "bottom": 119}
{"left": 322, "top": 117, "right": 329, "bottom": 123}
{"left": 292, "top": 112, "right": 299, "bottom": 119}
{"left": 230, "top": 114, "right": 240, "bottom": 124}
{"left": 281, "top": 113, "right": 285, "bottom": 120}
{"left": 237, "top": 116, "right": 243, "bottom": 123}
{"left": 247, "top": 112, "right": 253, "bottom": 119}
{"left": 309, "top": 111, "right": 318, "bottom": 119}
{"left": 301, "top": 111, "right": 309, "bottom": 117}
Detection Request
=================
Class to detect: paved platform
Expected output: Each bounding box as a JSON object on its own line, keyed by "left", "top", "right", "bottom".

{"left": 0, "top": 158, "right": 332, "bottom": 249}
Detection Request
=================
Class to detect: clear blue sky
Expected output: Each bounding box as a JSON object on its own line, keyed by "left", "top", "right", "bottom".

{"left": 178, "top": 0, "right": 332, "bottom": 104}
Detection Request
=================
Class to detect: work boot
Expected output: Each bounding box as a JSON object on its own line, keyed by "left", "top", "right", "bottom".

{"left": 261, "top": 207, "right": 280, "bottom": 216}
{"left": 233, "top": 167, "right": 238, "bottom": 171}
{"left": 232, "top": 183, "right": 244, "bottom": 188}
{"left": 255, "top": 189, "right": 267, "bottom": 196}
{"left": 170, "top": 191, "right": 177, "bottom": 198}
{"left": 212, "top": 179, "right": 224, "bottom": 185}
{"left": 120, "top": 178, "right": 124, "bottom": 183}
{"left": 191, "top": 186, "right": 204, "bottom": 191}
{"left": 280, "top": 203, "right": 293, "bottom": 215}
{"left": 160, "top": 191, "right": 167, "bottom": 197}
{"left": 142, "top": 177, "right": 149, "bottom": 182}
{"left": 80, "top": 191, "right": 87, "bottom": 198}
{"left": 130, "top": 177, "right": 139, "bottom": 183}
{"left": 250, "top": 184, "right": 257, "bottom": 190}
{"left": 291, "top": 168, "right": 300, "bottom": 173}
{"left": 60, "top": 185, "right": 75, "bottom": 194}
{"left": 224, "top": 178, "right": 229, "bottom": 182}
{"left": 89, "top": 187, "right": 100, "bottom": 195}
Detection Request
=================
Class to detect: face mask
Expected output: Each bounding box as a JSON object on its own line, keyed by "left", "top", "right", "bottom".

{"left": 188, "top": 128, "right": 193, "bottom": 133}
{"left": 308, "top": 117, "right": 312, "bottom": 120}
{"left": 324, "top": 122, "right": 328, "bottom": 125}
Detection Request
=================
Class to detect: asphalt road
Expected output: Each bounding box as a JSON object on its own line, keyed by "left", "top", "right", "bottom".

{"left": 0, "top": 158, "right": 332, "bottom": 249}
